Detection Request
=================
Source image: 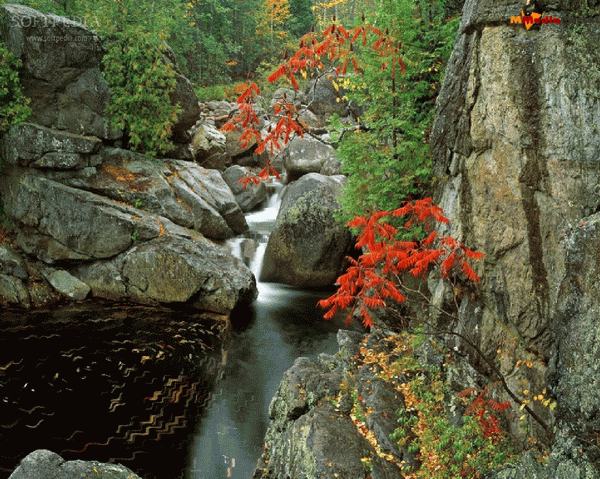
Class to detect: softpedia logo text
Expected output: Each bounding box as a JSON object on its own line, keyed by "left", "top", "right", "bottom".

{"left": 510, "top": 11, "right": 561, "bottom": 30}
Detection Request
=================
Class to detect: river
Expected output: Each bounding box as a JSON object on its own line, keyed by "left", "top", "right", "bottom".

{"left": 187, "top": 182, "right": 356, "bottom": 479}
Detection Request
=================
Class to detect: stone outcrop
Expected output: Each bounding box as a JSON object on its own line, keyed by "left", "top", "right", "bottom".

{"left": 259, "top": 173, "right": 353, "bottom": 287}
{"left": 222, "top": 165, "right": 267, "bottom": 212}
{"left": 190, "top": 122, "right": 229, "bottom": 169}
{"left": 0, "top": 4, "right": 120, "bottom": 140}
{"left": 548, "top": 212, "right": 600, "bottom": 451}
{"left": 169, "top": 73, "right": 202, "bottom": 142}
{"left": 0, "top": 134, "right": 257, "bottom": 311}
{"left": 254, "top": 328, "right": 506, "bottom": 479}
{"left": 281, "top": 135, "right": 341, "bottom": 182}
{"left": 0, "top": 3, "right": 200, "bottom": 145}
{"left": 305, "top": 71, "right": 349, "bottom": 117}
{"left": 486, "top": 433, "right": 600, "bottom": 479}
{"left": 253, "top": 330, "right": 403, "bottom": 479}
{"left": 120, "top": 234, "right": 256, "bottom": 314}
{"left": 0, "top": 7, "right": 256, "bottom": 313}
{"left": 429, "top": 0, "right": 600, "bottom": 462}
{"left": 9, "top": 450, "right": 141, "bottom": 479}
{"left": 430, "top": 0, "right": 600, "bottom": 354}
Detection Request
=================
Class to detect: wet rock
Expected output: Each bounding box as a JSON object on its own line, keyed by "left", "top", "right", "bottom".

{"left": 122, "top": 234, "right": 257, "bottom": 314}
{"left": 0, "top": 244, "right": 28, "bottom": 280}
{"left": 260, "top": 173, "right": 352, "bottom": 287}
{"left": 169, "top": 160, "right": 247, "bottom": 235}
{"left": 282, "top": 135, "right": 339, "bottom": 182}
{"left": 222, "top": 165, "right": 267, "bottom": 212}
{"left": 9, "top": 449, "right": 142, "bottom": 479}
{"left": 0, "top": 274, "right": 29, "bottom": 306}
{"left": 42, "top": 268, "right": 90, "bottom": 300}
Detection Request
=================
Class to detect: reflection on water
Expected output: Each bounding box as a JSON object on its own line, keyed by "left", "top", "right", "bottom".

{"left": 0, "top": 302, "right": 229, "bottom": 479}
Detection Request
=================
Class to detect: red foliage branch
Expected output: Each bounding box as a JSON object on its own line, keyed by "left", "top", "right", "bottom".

{"left": 458, "top": 385, "right": 511, "bottom": 439}
{"left": 222, "top": 16, "right": 407, "bottom": 188}
{"left": 318, "top": 198, "right": 484, "bottom": 328}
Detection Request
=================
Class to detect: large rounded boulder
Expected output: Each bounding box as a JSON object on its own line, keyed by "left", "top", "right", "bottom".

{"left": 259, "top": 173, "right": 353, "bottom": 287}
{"left": 282, "top": 136, "right": 340, "bottom": 182}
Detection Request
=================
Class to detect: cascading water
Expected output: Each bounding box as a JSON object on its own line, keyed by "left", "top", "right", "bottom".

{"left": 186, "top": 181, "right": 354, "bottom": 479}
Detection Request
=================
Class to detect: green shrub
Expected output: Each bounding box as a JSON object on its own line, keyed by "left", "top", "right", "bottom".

{"left": 332, "top": 0, "right": 459, "bottom": 222}
{"left": 102, "top": 30, "right": 181, "bottom": 157}
{"left": 194, "top": 84, "right": 236, "bottom": 102}
{"left": 0, "top": 42, "right": 31, "bottom": 137}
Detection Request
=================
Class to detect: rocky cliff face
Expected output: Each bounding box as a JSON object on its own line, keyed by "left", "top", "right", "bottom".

{"left": 0, "top": 5, "right": 257, "bottom": 314}
{"left": 430, "top": 0, "right": 600, "bottom": 462}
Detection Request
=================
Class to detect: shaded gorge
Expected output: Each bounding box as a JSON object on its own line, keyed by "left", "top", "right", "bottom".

{"left": 187, "top": 182, "right": 358, "bottom": 479}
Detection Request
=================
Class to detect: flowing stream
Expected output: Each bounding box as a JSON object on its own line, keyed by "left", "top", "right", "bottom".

{"left": 186, "top": 182, "right": 355, "bottom": 479}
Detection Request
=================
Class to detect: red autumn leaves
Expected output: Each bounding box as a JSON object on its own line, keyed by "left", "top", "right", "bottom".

{"left": 318, "top": 198, "right": 484, "bottom": 328}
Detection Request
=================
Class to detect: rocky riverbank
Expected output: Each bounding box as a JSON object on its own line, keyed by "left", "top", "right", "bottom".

{"left": 253, "top": 327, "right": 600, "bottom": 479}
{"left": 0, "top": 4, "right": 354, "bottom": 315}
{"left": 8, "top": 450, "right": 142, "bottom": 479}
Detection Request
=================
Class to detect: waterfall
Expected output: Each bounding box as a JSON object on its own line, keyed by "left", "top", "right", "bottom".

{"left": 226, "top": 180, "right": 284, "bottom": 294}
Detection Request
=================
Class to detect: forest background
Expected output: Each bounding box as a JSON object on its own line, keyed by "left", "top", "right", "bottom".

{"left": 1, "top": 0, "right": 463, "bottom": 213}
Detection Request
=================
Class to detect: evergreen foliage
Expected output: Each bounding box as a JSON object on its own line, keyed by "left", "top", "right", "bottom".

{"left": 286, "top": 0, "right": 315, "bottom": 36}
{"left": 101, "top": 31, "right": 181, "bottom": 156}
{"left": 0, "top": 42, "right": 31, "bottom": 138}
{"left": 331, "top": 0, "right": 459, "bottom": 221}
{"left": 80, "top": 0, "right": 183, "bottom": 156}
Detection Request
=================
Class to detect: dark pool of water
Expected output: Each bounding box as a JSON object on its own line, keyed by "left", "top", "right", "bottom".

{"left": 0, "top": 302, "right": 227, "bottom": 479}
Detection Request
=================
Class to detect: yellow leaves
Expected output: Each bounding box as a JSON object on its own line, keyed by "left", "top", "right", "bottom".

{"left": 516, "top": 359, "right": 533, "bottom": 368}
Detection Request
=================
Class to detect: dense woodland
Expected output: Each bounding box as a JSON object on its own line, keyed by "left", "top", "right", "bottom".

{"left": 4, "top": 0, "right": 460, "bottom": 85}
{"left": 1, "top": 0, "right": 462, "bottom": 223}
